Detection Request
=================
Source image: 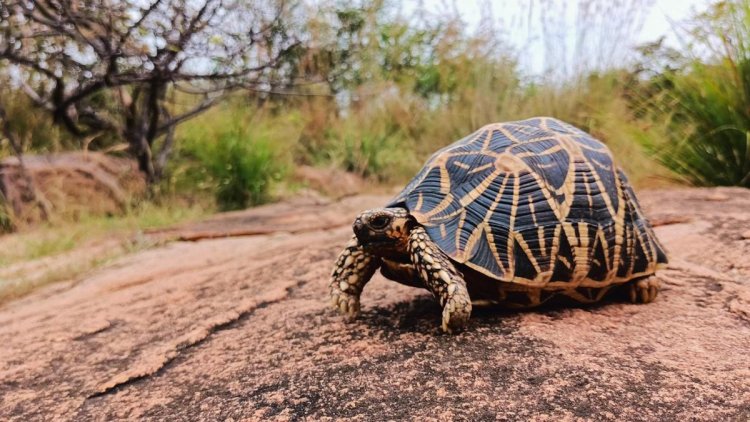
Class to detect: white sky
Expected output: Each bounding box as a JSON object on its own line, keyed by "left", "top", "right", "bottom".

{"left": 639, "top": 0, "right": 709, "bottom": 42}
{"left": 406, "top": 0, "right": 713, "bottom": 76}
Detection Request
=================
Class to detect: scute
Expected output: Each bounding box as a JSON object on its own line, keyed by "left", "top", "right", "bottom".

{"left": 387, "top": 117, "right": 668, "bottom": 287}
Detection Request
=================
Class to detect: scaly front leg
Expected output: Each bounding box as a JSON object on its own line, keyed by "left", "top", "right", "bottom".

{"left": 408, "top": 227, "right": 472, "bottom": 333}
{"left": 330, "top": 236, "right": 381, "bottom": 320}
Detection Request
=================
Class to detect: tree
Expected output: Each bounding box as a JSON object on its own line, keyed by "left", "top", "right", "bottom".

{"left": 0, "top": 0, "right": 300, "bottom": 183}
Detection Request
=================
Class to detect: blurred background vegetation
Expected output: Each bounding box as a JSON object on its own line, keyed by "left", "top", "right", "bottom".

{"left": 0, "top": 0, "right": 749, "bottom": 227}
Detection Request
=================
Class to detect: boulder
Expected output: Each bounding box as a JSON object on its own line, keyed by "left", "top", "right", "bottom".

{"left": 0, "top": 152, "right": 145, "bottom": 228}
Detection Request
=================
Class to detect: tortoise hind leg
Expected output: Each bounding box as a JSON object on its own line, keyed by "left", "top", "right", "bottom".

{"left": 408, "top": 226, "right": 472, "bottom": 333}
{"left": 627, "top": 275, "right": 661, "bottom": 304}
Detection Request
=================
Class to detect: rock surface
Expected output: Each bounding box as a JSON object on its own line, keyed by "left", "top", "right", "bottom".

{"left": 1, "top": 188, "right": 749, "bottom": 421}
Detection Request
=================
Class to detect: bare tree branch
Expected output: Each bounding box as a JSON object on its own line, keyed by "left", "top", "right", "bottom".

{"left": 156, "top": 96, "right": 222, "bottom": 135}
{"left": 0, "top": 0, "right": 301, "bottom": 183}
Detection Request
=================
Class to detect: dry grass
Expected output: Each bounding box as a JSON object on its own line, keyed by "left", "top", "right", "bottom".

{"left": 0, "top": 200, "right": 209, "bottom": 305}
{"left": 0, "top": 200, "right": 208, "bottom": 268}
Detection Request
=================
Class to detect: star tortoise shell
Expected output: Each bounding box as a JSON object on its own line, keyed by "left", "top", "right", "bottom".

{"left": 387, "top": 117, "right": 668, "bottom": 290}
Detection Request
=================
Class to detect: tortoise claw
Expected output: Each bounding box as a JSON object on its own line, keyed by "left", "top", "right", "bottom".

{"left": 629, "top": 276, "right": 661, "bottom": 304}
{"left": 330, "top": 291, "right": 360, "bottom": 321}
{"left": 440, "top": 289, "right": 472, "bottom": 333}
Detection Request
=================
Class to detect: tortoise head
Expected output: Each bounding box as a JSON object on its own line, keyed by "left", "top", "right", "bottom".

{"left": 353, "top": 207, "right": 413, "bottom": 255}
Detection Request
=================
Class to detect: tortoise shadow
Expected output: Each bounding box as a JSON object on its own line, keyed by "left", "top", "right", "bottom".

{"left": 359, "top": 285, "right": 639, "bottom": 335}
{"left": 359, "top": 296, "right": 522, "bottom": 335}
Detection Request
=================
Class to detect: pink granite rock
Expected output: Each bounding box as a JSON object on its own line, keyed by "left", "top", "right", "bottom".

{"left": 0, "top": 188, "right": 748, "bottom": 420}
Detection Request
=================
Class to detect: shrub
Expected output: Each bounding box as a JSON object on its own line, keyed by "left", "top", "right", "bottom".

{"left": 0, "top": 194, "right": 14, "bottom": 233}
{"left": 206, "top": 131, "right": 281, "bottom": 210}
{"left": 321, "top": 94, "right": 418, "bottom": 183}
{"left": 170, "top": 102, "right": 297, "bottom": 210}
{"left": 334, "top": 128, "right": 416, "bottom": 182}
{"left": 639, "top": 0, "right": 750, "bottom": 187}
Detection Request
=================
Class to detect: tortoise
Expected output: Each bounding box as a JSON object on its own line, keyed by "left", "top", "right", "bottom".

{"left": 329, "top": 117, "right": 668, "bottom": 333}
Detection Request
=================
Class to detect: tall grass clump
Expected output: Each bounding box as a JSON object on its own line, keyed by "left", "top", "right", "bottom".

{"left": 290, "top": 1, "right": 664, "bottom": 187}
{"left": 320, "top": 91, "right": 420, "bottom": 182}
{"left": 0, "top": 194, "right": 14, "bottom": 234}
{"left": 201, "top": 130, "right": 279, "bottom": 210}
{"left": 170, "top": 100, "right": 300, "bottom": 210}
{"left": 639, "top": 0, "right": 750, "bottom": 187}
{"left": 333, "top": 126, "right": 415, "bottom": 182}
{"left": 0, "top": 82, "right": 78, "bottom": 155}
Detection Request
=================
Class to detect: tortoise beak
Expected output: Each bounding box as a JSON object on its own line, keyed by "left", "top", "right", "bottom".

{"left": 353, "top": 218, "right": 366, "bottom": 240}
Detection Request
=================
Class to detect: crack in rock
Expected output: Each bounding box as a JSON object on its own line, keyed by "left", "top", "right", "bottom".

{"left": 87, "top": 281, "right": 306, "bottom": 399}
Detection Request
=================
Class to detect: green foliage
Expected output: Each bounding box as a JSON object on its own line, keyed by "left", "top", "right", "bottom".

{"left": 12, "top": 0, "right": 747, "bottom": 208}
{"left": 170, "top": 102, "right": 298, "bottom": 210}
{"left": 0, "top": 86, "right": 73, "bottom": 155}
{"left": 289, "top": 2, "right": 665, "bottom": 187}
{"left": 208, "top": 133, "right": 279, "bottom": 210}
{"left": 0, "top": 194, "right": 14, "bottom": 234}
{"left": 638, "top": 0, "right": 750, "bottom": 187}
{"left": 328, "top": 120, "right": 417, "bottom": 183}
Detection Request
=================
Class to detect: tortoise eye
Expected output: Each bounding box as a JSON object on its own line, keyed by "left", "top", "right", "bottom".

{"left": 369, "top": 215, "right": 391, "bottom": 230}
